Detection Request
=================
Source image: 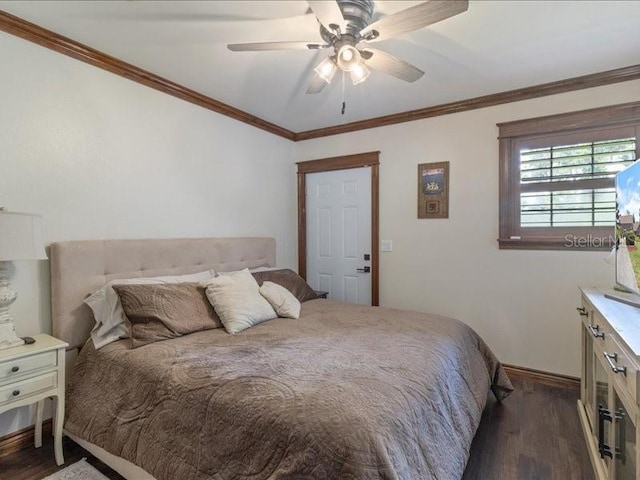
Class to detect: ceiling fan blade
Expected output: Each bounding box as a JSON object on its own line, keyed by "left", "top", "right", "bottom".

{"left": 228, "top": 41, "right": 325, "bottom": 52}
{"left": 362, "top": 48, "right": 424, "bottom": 82}
{"left": 307, "top": 1, "right": 347, "bottom": 34}
{"left": 360, "top": 0, "right": 469, "bottom": 42}
{"left": 306, "top": 73, "right": 329, "bottom": 94}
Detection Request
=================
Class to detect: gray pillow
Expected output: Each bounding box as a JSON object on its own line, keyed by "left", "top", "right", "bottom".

{"left": 113, "top": 283, "right": 222, "bottom": 348}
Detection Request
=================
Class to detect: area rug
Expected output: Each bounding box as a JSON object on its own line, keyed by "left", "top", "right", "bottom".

{"left": 42, "top": 458, "right": 110, "bottom": 480}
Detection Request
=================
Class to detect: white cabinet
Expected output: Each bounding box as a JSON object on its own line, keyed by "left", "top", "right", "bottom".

{"left": 578, "top": 288, "right": 640, "bottom": 480}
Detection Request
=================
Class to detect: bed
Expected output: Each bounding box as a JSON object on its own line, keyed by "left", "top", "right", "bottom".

{"left": 51, "top": 237, "right": 512, "bottom": 480}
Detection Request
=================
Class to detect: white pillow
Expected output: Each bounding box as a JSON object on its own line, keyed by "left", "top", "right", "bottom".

{"left": 259, "top": 281, "right": 301, "bottom": 319}
{"left": 85, "top": 269, "right": 216, "bottom": 349}
{"left": 204, "top": 268, "right": 276, "bottom": 334}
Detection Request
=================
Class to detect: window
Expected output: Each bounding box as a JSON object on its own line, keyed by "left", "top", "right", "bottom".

{"left": 498, "top": 101, "right": 640, "bottom": 250}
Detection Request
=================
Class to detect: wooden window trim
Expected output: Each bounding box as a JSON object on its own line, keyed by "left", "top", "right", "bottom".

{"left": 498, "top": 101, "right": 640, "bottom": 251}
{"left": 297, "top": 151, "right": 380, "bottom": 306}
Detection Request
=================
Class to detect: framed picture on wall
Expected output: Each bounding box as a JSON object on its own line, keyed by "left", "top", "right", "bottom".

{"left": 417, "top": 161, "right": 449, "bottom": 219}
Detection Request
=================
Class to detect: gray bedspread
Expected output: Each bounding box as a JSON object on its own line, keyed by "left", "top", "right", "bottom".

{"left": 65, "top": 299, "right": 512, "bottom": 480}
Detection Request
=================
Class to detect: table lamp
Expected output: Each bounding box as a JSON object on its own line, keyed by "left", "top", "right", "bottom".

{"left": 0, "top": 210, "right": 47, "bottom": 349}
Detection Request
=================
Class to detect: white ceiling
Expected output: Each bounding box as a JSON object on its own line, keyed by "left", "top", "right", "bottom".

{"left": 1, "top": 0, "right": 640, "bottom": 133}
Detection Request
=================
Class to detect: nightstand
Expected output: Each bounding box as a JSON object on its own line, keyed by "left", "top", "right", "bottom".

{"left": 0, "top": 334, "right": 68, "bottom": 466}
{"left": 315, "top": 290, "right": 329, "bottom": 299}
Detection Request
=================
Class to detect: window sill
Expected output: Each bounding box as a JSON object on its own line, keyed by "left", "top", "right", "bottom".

{"left": 498, "top": 238, "right": 613, "bottom": 251}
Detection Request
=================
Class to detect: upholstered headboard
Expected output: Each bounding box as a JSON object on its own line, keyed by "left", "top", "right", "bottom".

{"left": 50, "top": 237, "right": 276, "bottom": 350}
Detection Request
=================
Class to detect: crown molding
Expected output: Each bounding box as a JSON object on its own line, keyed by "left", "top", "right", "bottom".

{"left": 295, "top": 64, "right": 640, "bottom": 140}
{"left": 0, "top": 10, "right": 296, "bottom": 141}
{"left": 1, "top": 9, "right": 639, "bottom": 143}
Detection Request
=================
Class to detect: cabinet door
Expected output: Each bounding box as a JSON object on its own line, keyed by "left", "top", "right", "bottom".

{"left": 595, "top": 353, "right": 613, "bottom": 470}
{"left": 613, "top": 391, "right": 637, "bottom": 480}
{"left": 582, "top": 319, "right": 595, "bottom": 427}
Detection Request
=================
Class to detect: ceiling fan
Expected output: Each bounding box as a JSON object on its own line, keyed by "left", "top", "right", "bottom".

{"left": 227, "top": 0, "right": 469, "bottom": 94}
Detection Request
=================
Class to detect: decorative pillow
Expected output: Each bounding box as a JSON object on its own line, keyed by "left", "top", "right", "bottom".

{"left": 85, "top": 269, "right": 216, "bottom": 349}
{"left": 113, "top": 283, "right": 222, "bottom": 348}
{"left": 251, "top": 269, "right": 318, "bottom": 303}
{"left": 259, "top": 281, "right": 301, "bottom": 319}
{"left": 204, "top": 269, "right": 277, "bottom": 334}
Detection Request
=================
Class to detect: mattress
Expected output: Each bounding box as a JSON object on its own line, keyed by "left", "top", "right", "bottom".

{"left": 65, "top": 298, "right": 512, "bottom": 479}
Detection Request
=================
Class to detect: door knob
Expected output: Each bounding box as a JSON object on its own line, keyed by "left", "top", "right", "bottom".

{"left": 356, "top": 266, "right": 371, "bottom": 273}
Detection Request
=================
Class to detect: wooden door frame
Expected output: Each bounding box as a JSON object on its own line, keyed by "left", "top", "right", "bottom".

{"left": 297, "top": 151, "right": 380, "bottom": 306}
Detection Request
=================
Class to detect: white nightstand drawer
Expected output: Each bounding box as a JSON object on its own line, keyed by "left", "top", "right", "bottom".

{"left": 0, "top": 350, "right": 57, "bottom": 383}
{"left": 0, "top": 371, "right": 57, "bottom": 406}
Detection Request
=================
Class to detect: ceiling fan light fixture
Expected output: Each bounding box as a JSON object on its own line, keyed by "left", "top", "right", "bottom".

{"left": 314, "top": 57, "right": 338, "bottom": 84}
{"left": 341, "top": 48, "right": 353, "bottom": 62}
{"left": 336, "top": 44, "right": 361, "bottom": 72}
{"left": 350, "top": 63, "right": 370, "bottom": 85}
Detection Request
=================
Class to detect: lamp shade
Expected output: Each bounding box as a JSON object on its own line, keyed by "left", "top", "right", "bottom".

{"left": 314, "top": 57, "right": 337, "bottom": 84}
{"left": 0, "top": 211, "right": 47, "bottom": 260}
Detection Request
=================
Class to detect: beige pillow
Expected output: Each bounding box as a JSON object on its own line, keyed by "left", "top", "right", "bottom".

{"left": 259, "top": 281, "right": 301, "bottom": 319}
{"left": 113, "top": 283, "right": 222, "bottom": 348}
{"left": 204, "top": 269, "right": 277, "bottom": 334}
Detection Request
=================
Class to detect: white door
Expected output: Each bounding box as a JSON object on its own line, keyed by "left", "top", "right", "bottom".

{"left": 306, "top": 167, "right": 372, "bottom": 305}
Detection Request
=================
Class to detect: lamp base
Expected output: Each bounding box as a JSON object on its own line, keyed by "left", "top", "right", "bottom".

{"left": 0, "top": 322, "right": 25, "bottom": 350}
{"left": 0, "top": 260, "right": 23, "bottom": 350}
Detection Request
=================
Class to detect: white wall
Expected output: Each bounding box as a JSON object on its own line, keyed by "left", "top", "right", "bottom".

{"left": 0, "top": 32, "right": 297, "bottom": 436}
{"left": 295, "top": 79, "right": 640, "bottom": 379}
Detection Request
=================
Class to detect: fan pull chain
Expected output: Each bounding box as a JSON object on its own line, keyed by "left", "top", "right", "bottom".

{"left": 341, "top": 71, "right": 346, "bottom": 115}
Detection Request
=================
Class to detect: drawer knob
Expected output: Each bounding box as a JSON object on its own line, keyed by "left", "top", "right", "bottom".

{"left": 11, "top": 366, "right": 19, "bottom": 373}
{"left": 12, "top": 390, "right": 20, "bottom": 397}
{"left": 576, "top": 307, "right": 588, "bottom": 316}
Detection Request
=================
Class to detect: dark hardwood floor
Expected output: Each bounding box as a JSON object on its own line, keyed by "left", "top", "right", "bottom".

{"left": 1, "top": 375, "right": 593, "bottom": 480}
{"left": 462, "top": 374, "right": 593, "bottom": 480}
{"left": 0, "top": 435, "right": 120, "bottom": 480}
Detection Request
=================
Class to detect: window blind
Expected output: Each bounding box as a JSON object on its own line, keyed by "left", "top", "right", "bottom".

{"left": 519, "top": 138, "right": 636, "bottom": 228}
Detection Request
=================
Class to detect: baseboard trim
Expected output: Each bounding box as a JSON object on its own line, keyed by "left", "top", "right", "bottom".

{"left": 0, "top": 419, "right": 52, "bottom": 457}
{"left": 504, "top": 363, "right": 581, "bottom": 389}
